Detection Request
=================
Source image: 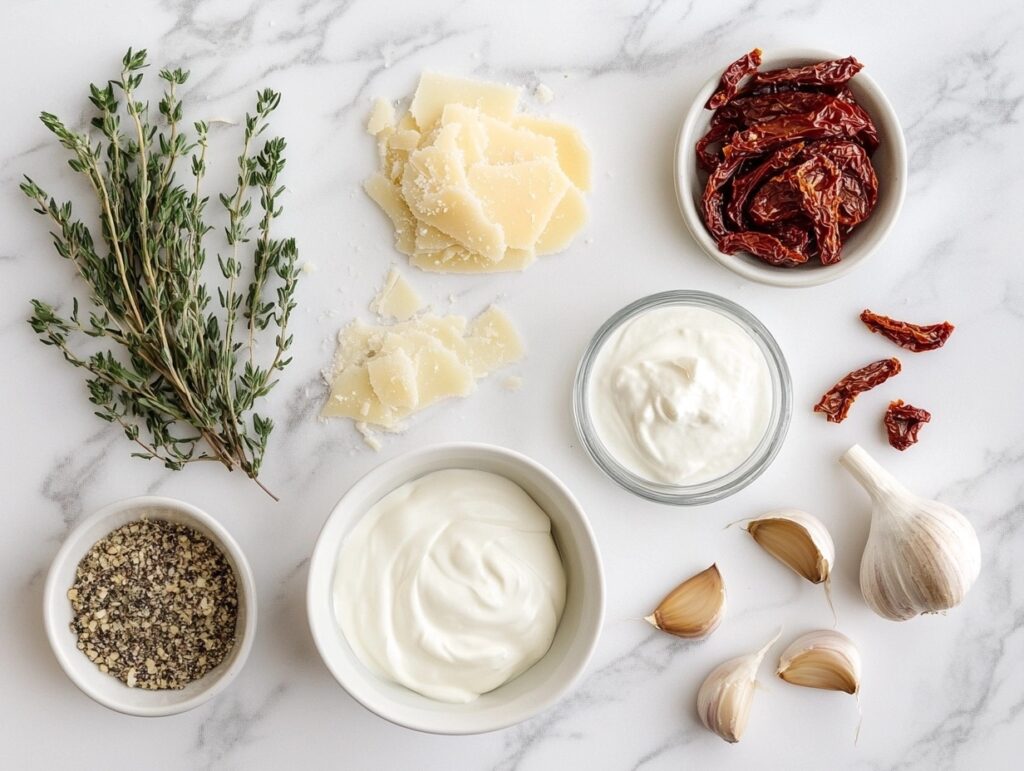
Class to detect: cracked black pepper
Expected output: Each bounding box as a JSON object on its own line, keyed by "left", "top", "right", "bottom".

{"left": 68, "top": 518, "right": 239, "bottom": 690}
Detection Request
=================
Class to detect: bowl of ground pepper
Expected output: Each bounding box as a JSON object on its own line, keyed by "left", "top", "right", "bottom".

{"left": 43, "top": 496, "right": 257, "bottom": 716}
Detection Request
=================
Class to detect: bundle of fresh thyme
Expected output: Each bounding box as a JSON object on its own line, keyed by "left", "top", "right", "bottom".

{"left": 23, "top": 49, "right": 299, "bottom": 499}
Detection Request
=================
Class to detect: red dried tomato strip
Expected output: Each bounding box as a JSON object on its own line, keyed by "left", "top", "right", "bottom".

{"left": 727, "top": 141, "right": 805, "bottom": 227}
{"left": 814, "top": 358, "right": 901, "bottom": 423}
{"left": 884, "top": 400, "right": 931, "bottom": 450}
{"left": 811, "top": 140, "right": 878, "bottom": 227}
{"left": 727, "top": 99, "right": 870, "bottom": 157}
{"left": 706, "top": 48, "right": 763, "bottom": 110}
{"left": 715, "top": 91, "right": 833, "bottom": 127}
{"left": 718, "top": 231, "right": 808, "bottom": 267}
{"left": 748, "top": 175, "right": 802, "bottom": 226}
{"left": 700, "top": 153, "right": 745, "bottom": 238}
{"left": 695, "top": 121, "right": 733, "bottom": 172}
{"left": 792, "top": 155, "right": 843, "bottom": 264}
{"left": 860, "top": 310, "right": 955, "bottom": 352}
{"left": 753, "top": 56, "right": 863, "bottom": 88}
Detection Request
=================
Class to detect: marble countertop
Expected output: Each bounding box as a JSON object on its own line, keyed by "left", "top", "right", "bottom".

{"left": 2, "top": 1, "right": 1022, "bottom": 768}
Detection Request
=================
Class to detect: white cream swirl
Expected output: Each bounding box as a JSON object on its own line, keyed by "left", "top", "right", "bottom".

{"left": 333, "top": 469, "right": 566, "bottom": 703}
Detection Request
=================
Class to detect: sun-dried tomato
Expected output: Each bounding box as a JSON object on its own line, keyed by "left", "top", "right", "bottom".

{"left": 884, "top": 400, "right": 931, "bottom": 450}
{"left": 727, "top": 142, "right": 805, "bottom": 226}
{"left": 814, "top": 358, "right": 901, "bottom": 423}
{"left": 860, "top": 310, "right": 955, "bottom": 352}
{"left": 718, "top": 231, "right": 808, "bottom": 267}
{"left": 753, "top": 56, "right": 864, "bottom": 88}
{"left": 706, "top": 48, "right": 762, "bottom": 110}
{"left": 696, "top": 50, "right": 880, "bottom": 268}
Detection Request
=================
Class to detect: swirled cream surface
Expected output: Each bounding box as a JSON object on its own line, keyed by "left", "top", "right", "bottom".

{"left": 333, "top": 469, "right": 566, "bottom": 703}
{"left": 589, "top": 304, "right": 772, "bottom": 485}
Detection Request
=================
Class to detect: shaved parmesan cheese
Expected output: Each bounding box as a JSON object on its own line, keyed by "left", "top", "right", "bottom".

{"left": 366, "top": 98, "right": 396, "bottom": 135}
{"left": 324, "top": 276, "right": 525, "bottom": 431}
{"left": 410, "top": 72, "right": 521, "bottom": 130}
{"left": 371, "top": 268, "right": 425, "bottom": 321}
{"left": 364, "top": 72, "right": 590, "bottom": 272}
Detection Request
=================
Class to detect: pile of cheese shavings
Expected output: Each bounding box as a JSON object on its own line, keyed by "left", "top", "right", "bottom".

{"left": 322, "top": 270, "right": 524, "bottom": 435}
{"left": 364, "top": 72, "right": 591, "bottom": 273}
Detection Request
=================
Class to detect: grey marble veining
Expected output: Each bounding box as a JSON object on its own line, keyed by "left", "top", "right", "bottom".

{"left": 2, "top": 1, "right": 1023, "bottom": 769}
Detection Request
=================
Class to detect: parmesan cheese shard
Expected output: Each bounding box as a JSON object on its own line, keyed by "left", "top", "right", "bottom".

{"left": 511, "top": 115, "right": 592, "bottom": 191}
{"left": 367, "top": 98, "right": 396, "bottom": 135}
{"left": 464, "top": 306, "right": 525, "bottom": 376}
{"left": 364, "top": 173, "right": 415, "bottom": 255}
{"left": 410, "top": 72, "right": 521, "bottom": 131}
{"left": 364, "top": 72, "right": 591, "bottom": 272}
{"left": 323, "top": 277, "right": 525, "bottom": 431}
{"left": 536, "top": 184, "right": 588, "bottom": 255}
{"left": 371, "top": 268, "right": 425, "bottom": 321}
{"left": 467, "top": 160, "right": 570, "bottom": 250}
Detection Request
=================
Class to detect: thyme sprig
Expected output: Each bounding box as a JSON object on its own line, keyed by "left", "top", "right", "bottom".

{"left": 23, "top": 49, "right": 299, "bottom": 500}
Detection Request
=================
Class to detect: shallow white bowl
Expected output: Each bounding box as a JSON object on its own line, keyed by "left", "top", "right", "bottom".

{"left": 307, "top": 443, "right": 605, "bottom": 735}
{"left": 43, "top": 496, "right": 257, "bottom": 717}
{"left": 675, "top": 47, "right": 907, "bottom": 287}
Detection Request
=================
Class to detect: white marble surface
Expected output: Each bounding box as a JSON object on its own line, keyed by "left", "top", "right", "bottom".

{"left": 2, "top": 1, "right": 1022, "bottom": 768}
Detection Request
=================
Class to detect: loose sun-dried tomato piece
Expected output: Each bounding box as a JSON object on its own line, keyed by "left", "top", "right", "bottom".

{"left": 718, "top": 231, "right": 808, "bottom": 267}
{"left": 753, "top": 56, "right": 864, "bottom": 88}
{"left": 884, "top": 400, "right": 931, "bottom": 450}
{"left": 814, "top": 358, "right": 901, "bottom": 423}
{"left": 860, "top": 310, "right": 956, "bottom": 352}
{"left": 706, "top": 48, "right": 763, "bottom": 110}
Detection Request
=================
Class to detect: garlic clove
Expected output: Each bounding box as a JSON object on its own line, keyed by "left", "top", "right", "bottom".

{"left": 696, "top": 630, "right": 780, "bottom": 743}
{"left": 744, "top": 509, "right": 837, "bottom": 623}
{"left": 744, "top": 509, "right": 835, "bottom": 585}
{"left": 777, "top": 630, "right": 861, "bottom": 694}
{"left": 840, "top": 445, "right": 981, "bottom": 621}
{"left": 645, "top": 564, "right": 726, "bottom": 639}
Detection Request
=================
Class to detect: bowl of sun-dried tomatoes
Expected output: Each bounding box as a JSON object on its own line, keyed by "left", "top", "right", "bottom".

{"left": 676, "top": 48, "right": 907, "bottom": 287}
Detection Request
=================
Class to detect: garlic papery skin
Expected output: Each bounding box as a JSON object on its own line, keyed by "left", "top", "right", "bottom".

{"left": 840, "top": 444, "right": 981, "bottom": 622}
{"left": 645, "top": 564, "right": 726, "bottom": 639}
{"left": 744, "top": 509, "right": 835, "bottom": 585}
{"left": 696, "top": 631, "right": 780, "bottom": 743}
{"left": 777, "top": 630, "right": 861, "bottom": 694}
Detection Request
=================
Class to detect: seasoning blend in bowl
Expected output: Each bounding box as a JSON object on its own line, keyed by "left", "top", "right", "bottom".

{"left": 574, "top": 291, "right": 791, "bottom": 504}
{"left": 44, "top": 497, "right": 257, "bottom": 716}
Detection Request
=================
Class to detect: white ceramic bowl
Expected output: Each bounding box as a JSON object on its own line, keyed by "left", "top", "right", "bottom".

{"left": 43, "top": 496, "right": 257, "bottom": 717}
{"left": 675, "top": 47, "right": 907, "bottom": 287}
{"left": 307, "top": 443, "right": 605, "bottom": 735}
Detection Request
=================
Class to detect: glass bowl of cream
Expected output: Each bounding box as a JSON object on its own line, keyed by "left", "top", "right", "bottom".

{"left": 574, "top": 291, "right": 792, "bottom": 505}
{"left": 306, "top": 443, "right": 604, "bottom": 735}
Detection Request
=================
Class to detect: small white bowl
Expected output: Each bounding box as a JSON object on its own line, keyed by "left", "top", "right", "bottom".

{"left": 43, "top": 496, "right": 257, "bottom": 717}
{"left": 307, "top": 443, "right": 605, "bottom": 735}
{"left": 675, "top": 47, "right": 907, "bottom": 287}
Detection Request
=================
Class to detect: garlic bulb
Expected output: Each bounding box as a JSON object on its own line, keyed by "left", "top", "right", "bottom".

{"left": 696, "top": 630, "right": 779, "bottom": 743}
{"left": 777, "top": 630, "right": 860, "bottom": 694}
{"left": 645, "top": 564, "right": 726, "bottom": 639}
{"left": 840, "top": 445, "right": 981, "bottom": 621}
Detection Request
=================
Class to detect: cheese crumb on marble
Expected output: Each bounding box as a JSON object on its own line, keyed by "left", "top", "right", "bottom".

{"left": 364, "top": 72, "right": 591, "bottom": 273}
{"left": 534, "top": 83, "right": 554, "bottom": 104}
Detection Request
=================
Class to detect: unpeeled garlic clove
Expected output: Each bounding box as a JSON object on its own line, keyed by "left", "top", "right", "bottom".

{"left": 696, "top": 630, "right": 780, "bottom": 743}
{"left": 744, "top": 509, "right": 834, "bottom": 585}
{"left": 744, "top": 509, "right": 837, "bottom": 622}
{"left": 645, "top": 564, "right": 726, "bottom": 639}
{"left": 777, "top": 630, "right": 861, "bottom": 695}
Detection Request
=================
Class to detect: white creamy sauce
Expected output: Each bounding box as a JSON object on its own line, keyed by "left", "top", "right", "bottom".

{"left": 333, "top": 469, "right": 566, "bottom": 704}
{"left": 589, "top": 305, "right": 772, "bottom": 485}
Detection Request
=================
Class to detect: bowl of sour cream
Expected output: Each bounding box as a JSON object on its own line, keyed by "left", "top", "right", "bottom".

{"left": 573, "top": 291, "right": 792, "bottom": 505}
{"left": 306, "top": 443, "right": 604, "bottom": 734}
